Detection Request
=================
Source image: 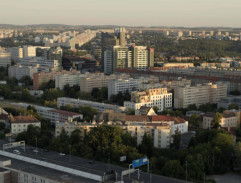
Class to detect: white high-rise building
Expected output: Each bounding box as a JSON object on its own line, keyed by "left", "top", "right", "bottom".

{"left": 0, "top": 51, "right": 11, "bottom": 67}
{"left": 163, "top": 31, "right": 169, "bottom": 36}
{"left": 108, "top": 78, "right": 139, "bottom": 99}
{"left": 23, "top": 46, "right": 36, "bottom": 57}
{"left": 177, "top": 31, "right": 183, "bottom": 37}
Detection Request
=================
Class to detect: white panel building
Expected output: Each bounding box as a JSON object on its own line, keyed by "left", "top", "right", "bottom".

{"left": 108, "top": 78, "right": 139, "bottom": 99}
{"left": 8, "top": 65, "right": 38, "bottom": 80}
{"left": 55, "top": 73, "right": 82, "bottom": 90}
{"left": 124, "top": 88, "right": 172, "bottom": 112}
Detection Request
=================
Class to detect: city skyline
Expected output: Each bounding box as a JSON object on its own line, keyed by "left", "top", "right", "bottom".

{"left": 0, "top": 0, "right": 241, "bottom": 27}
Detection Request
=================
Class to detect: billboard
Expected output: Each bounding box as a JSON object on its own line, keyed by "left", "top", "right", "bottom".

{"left": 132, "top": 157, "right": 148, "bottom": 168}
{"left": 120, "top": 155, "right": 126, "bottom": 162}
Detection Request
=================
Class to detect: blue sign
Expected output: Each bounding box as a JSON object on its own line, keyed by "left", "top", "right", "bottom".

{"left": 132, "top": 157, "right": 148, "bottom": 168}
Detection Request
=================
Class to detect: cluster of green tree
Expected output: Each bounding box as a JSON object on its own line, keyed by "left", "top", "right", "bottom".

{"left": 159, "top": 109, "right": 184, "bottom": 117}
{"left": 230, "top": 90, "right": 241, "bottom": 96}
{"left": 39, "top": 80, "right": 55, "bottom": 90}
{"left": 132, "top": 32, "right": 241, "bottom": 59}
{"left": 91, "top": 87, "right": 108, "bottom": 102}
{"left": 63, "top": 49, "right": 87, "bottom": 56}
{"left": 0, "top": 83, "right": 38, "bottom": 103}
{"left": 15, "top": 120, "right": 240, "bottom": 182}
{"left": 110, "top": 91, "right": 131, "bottom": 106}
{"left": 0, "top": 37, "right": 44, "bottom": 47}
{"left": 0, "top": 67, "right": 8, "bottom": 81}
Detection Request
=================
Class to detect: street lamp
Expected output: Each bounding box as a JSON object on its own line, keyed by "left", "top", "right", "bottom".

{"left": 35, "top": 137, "right": 38, "bottom": 156}
{"left": 69, "top": 145, "right": 72, "bottom": 163}
{"left": 185, "top": 161, "right": 188, "bottom": 181}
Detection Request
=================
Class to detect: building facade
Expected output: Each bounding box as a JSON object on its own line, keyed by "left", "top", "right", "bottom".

{"left": 202, "top": 112, "right": 237, "bottom": 129}
{"left": 8, "top": 65, "right": 38, "bottom": 80}
{"left": 79, "top": 72, "right": 130, "bottom": 93}
{"left": 124, "top": 88, "right": 172, "bottom": 111}
{"left": 12, "top": 103, "right": 83, "bottom": 125}
{"left": 57, "top": 97, "right": 126, "bottom": 113}
{"left": 9, "top": 115, "right": 41, "bottom": 136}
{"left": 108, "top": 78, "right": 139, "bottom": 99}
{"left": 174, "top": 82, "right": 227, "bottom": 109}
{"left": 0, "top": 52, "right": 11, "bottom": 67}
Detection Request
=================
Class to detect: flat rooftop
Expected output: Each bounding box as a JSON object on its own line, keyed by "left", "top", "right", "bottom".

{"left": 0, "top": 156, "right": 99, "bottom": 183}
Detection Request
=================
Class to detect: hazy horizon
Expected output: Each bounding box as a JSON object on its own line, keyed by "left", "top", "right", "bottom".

{"left": 0, "top": 0, "right": 240, "bottom": 27}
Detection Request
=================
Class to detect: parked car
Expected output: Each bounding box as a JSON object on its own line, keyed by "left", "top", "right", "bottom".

{"left": 59, "top": 153, "right": 66, "bottom": 156}
{"left": 13, "top": 150, "right": 21, "bottom": 155}
{"left": 33, "top": 149, "right": 39, "bottom": 153}
{"left": 88, "top": 161, "right": 95, "bottom": 164}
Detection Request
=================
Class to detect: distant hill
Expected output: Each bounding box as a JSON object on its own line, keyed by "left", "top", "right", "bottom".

{"left": 0, "top": 24, "right": 240, "bottom": 31}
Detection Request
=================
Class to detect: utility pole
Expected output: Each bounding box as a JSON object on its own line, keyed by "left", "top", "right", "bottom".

{"left": 69, "top": 145, "right": 72, "bottom": 163}
{"left": 108, "top": 152, "right": 111, "bottom": 171}
{"left": 35, "top": 137, "right": 38, "bottom": 156}
{"left": 185, "top": 161, "right": 188, "bottom": 181}
{"left": 150, "top": 161, "right": 152, "bottom": 183}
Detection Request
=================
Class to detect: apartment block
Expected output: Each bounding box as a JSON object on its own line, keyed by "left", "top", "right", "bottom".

{"left": 8, "top": 65, "right": 38, "bottom": 80}
{"left": 9, "top": 115, "right": 41, "bottom": 136}
{"left": 217, "top": 96, "right": 241, "bottom": 109}
{"left": 0, "top": 52, "right": 11, "bottom": 67}
{"left": 139, "top": 78, "right": 191, "bottom": 91}
{"left": 8, "top": 47, "right": 23, "bottom": 61}
{"left": 55, "top": 121, "right": 94, "bottom": 137}
{"left": 97, "top": 112, "right": 187, "bottom": 148}
{"left": 202, "top": 112, "right": 237, "bottom": 129}
{"left": 111, "top": 45, "right": 154, "bottom": 72}
{"left": 174, "top": 82, "right": 227, "bottom": 109}
{"left": 55, "top": 72, "right": 81, "bottom": 90}
{"left": 108, "top": 78, "right": 139, "bottom": 99}
{"left": 124, "top": 122, "right": 171, "bottom": 148}
{"left": 23, "top": 46, "right": 36, "bottom": 57}
{"left": 131, "top": 46, "right": 154, "bottom": 70}
{"left": 33, "top": 70, "right": 79, "bottom": 90}
{"left": 57, "top": 97, "right": 126, "bottom": 113}
{"left": 33, "top": 71, "right": 55, "bottom": 90}
{"left": 79, "top": 72, "right": 130, "bottom": 93}
{"left": 12, "top": 103, "right": 83, "bottom": 125}
{"left": 152, "top": 115, "right": 188, "bottom": 135}
{"left": 124, "top": 88, "right": 172, "bottom": 112}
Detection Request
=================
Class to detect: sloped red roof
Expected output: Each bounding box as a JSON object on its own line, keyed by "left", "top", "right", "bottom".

{"left": 10, "top": 115, "right": 40, "bottom": 124}
{"left": 151, "top": 115, "right": 186, "bottom": 124}
{"left": 125, "top": 115, "right": 151, "bottom": 122}
{"left": 0, "top": 114, "right": 9, "bottom": 121}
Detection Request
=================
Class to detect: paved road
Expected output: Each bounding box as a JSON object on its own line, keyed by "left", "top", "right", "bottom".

{"left": 0, "top": 140, "right": 188, "bottom": 183}
{"left": 209, "top": 173, "right": 241, "bottom": 183}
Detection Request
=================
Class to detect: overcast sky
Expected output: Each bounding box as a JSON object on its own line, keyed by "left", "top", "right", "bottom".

{"left": 0, "top": 0, "right": 240, "bottom": 27}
